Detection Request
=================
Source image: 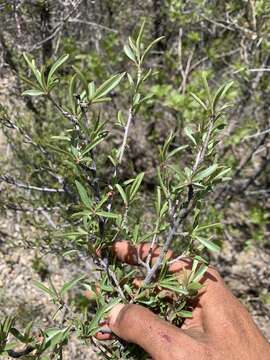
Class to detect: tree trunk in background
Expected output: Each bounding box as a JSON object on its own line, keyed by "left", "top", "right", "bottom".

{"left": 40, "top": 0, "right": 53, "bottom": 63}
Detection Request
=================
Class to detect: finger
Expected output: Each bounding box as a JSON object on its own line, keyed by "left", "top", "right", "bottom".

{"left": 95, "top": 323, "right": 113, "bottom": 340}
{"left": 112, "top": 240, "right": 193, "bottom": 276}
{"left": 112, "top": 240, "right": 174, "bottom": 265}
{"left": 107, "top": 304, "right": 192, "bottom": 359}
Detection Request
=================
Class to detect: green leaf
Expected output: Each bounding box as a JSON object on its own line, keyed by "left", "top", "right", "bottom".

{"left": 129, "top": 172, "right": 144, "bottom": 201}
{"left": 116, "top": 184, "right": 128, "bottom": 205}
{"left": 196, "top": 236, "right": 221, "bottom": 253}
{"left": 127, "top": 73, "right": 135, "bottom": 87}
{"left": 32, "top": 280, "right": 57, "bottom": 299}
{"left": 185, "top": 127, "right": 197, "bottom": 145}
{"left": 91, "top": 97, "right": 112, "bottom": 104}
{"left": 62, "top": 250, "right": 78, "bottom": 257}
{"left": 157, "top": 167, "right": 169, "bottom": 198}
{"left": 22, "top": 89, "right": 45, "bottom": 96}
{"left": 136, "top": 20, "right": 146, "bottom": 49}
{"left": 93, "top": 73, "right": 126, "bottom": 100}
{"left": 213, "top": 81, "right": 234, "bottom": 112}
{"left": 60, "top": 274, "right": 86, "bottom": 296}
{"left": 160, "top": 280, "right": 188, "bottom": 295}
{"left": 9, "top": 328, "right": 26, "bottom": 343}
{"left": 193, "top": 164, "right": 218, "bottom": 181}
{"left": 190, "top": 92, "right": 207, "bottom": 111}
{"left": 88, "top": 81, "right": 96, "bottom": 98}
{"left": 86, "top": 300, "right": 120, "bottom": 336}
{"left": 75, "top": 180, "right": 92, "bottom": 208}
{"left": 96, "top": 211, "right": 119, "bottom": 219}
{"left": 20, "top": 74, "right": 42, "bottom": 89}
{"left": 68, "top": 74, "right": 77, "bottom": 114}
{"left": 202, "top": 72, "right": 211, "bottom": 103}
{"left": 192, "top": 264, "right": 208, "bottom": 283}
{"left": 178, "top": 310, "right": 193, "bottom": 318}
{"left": 22, "top": 53, "right": 44, "bottom": 89}
{"left": 129, "top": 36, "right": 139, "bottom": 59}
{"left": 124, "top": 44, "right": 137, "bottom": 63}
{"left": 81, "top": 137, "right": 105, "bottom": 156}
{"left": 213, "top": 167, "right": 231, "bottom": 181}
{"left": 167, "top": 145, "right": 188, "bottom": 159}
{"left": 72, "top": 65, "right": 88, "bottom": 93}
{"left": 43, "top": 327, "right": 69, "bottom": 351}
{"left": 141, "top": 36, "right": 165, "bottom": 63}
{"left": 47, "top": 54, "right": 69, "bottom": 86}
{"left": 196, "top": 223, "right": 221, "bottom": 232}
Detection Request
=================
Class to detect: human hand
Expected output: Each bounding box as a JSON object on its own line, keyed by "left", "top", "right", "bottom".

{"left": 96, "top": 241, "right": 270, "bottom": 360}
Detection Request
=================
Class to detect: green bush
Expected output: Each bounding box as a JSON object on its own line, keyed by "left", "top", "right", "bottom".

{"left": 0, "top": 22, "right": 233, "bottom": 359}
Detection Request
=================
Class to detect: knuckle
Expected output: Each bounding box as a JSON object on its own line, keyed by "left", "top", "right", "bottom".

{"left": 207, "top": 265, "right": 221, "bottom": 280}
{"left": 115, "top": 304, "right": 140, "bottom": 327}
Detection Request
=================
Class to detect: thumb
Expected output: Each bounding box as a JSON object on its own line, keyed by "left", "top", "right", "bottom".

{"left": 107, "top": 304, "right": 188, "bottom": 359}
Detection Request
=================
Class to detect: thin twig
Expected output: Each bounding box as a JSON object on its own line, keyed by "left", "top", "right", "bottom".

{"left": 118, "top": 108, "right": 134, "bottom": 164}
{"left": 0, "top": 175, "right": 65, "bottom": 193}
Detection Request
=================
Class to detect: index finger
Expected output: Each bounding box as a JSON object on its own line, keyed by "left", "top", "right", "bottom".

{"left": 112, "top": 240, "right": 192, "bottom": 272}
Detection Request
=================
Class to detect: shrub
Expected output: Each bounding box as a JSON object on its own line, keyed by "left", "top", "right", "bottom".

{"left": 0, "top": 22, "right": 233, "bottom": 359}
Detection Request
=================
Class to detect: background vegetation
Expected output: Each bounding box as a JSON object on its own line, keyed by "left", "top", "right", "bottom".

{"left": 0, "top": 0, "right": 269, "bottom": 358}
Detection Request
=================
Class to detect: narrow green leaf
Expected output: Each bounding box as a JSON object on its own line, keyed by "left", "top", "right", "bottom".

{"left": 192, "top": 264, "right": 208, "bottom": 283}
{"left": 60, "top": 274, "right": 86, "bottom": 296}
{"left": 87, "top": 300, "right": 120, "bottom": 336}
{"left": 136, "top": 20, "right": 146, "bottom": 49}
{"left": 47, "top": 54, "right": 69, "bottom": 86}
{"left": 124, "top": 44, "right": 137, "bottom": 63}
{"left": 43, "top": 327, "right": 69, "bottom": 351}
{"left": 22, "top": 89, "right": 45, "bottom": 96}
{"left": 196, "top": 236, "right": 221, "bottom": 252}
{"left": 141, "top": 36, "right": 165, "bottom": 63}
{"left": 202, "top": 72, "right": 211, "bottom": 103}
{"left": 93, "top": 73, "right": 126, "bottom": 100}
{"left": 213, "top": 167, "right": 231, "bottom": 181}
{"left": 167, "top": 145, "right": 188, "bottom": 159}
{"left": 116, "top": 184, "right": 128, "bottom": 205}
{"left": 196, "top": 223, "right": 221, "bottom": 232}
{"left": 68, "top": 74, "right": 77, "bottom": 114}
{"left": 91, "top": 97, "right": 112, "bottom": 104}
{"left": 157, "top": 167, "right": 169, "bottom": 198}
{"left": 20, "top": 74, "right": 43, "bottom": 90}
{"left": 190, "top": 92, "right": 207, "bottom": 111}
{"left": 127, "top": 73, "right": 135, "bottom": 87}
{"left": 81, "top": 137, "right": 105, "bottom": 156}
{"left": 72, "top": 65, "right": 88, "bottom": 93}
{"left": 62, "top": 250, "right": 78, "bottom": 257}
{"left": 88, "top": 81, "right": 96, "bottom": 98}
{"left": 129, "top": 172, "right": 144, "bottom": 201}
{"left": 32, "top": 280, "right": 57, "bottom": 299}
{"left": 193, "top": 164, "right": 218, "bottom": 181}
{"left": 213, "top": 81, "right": 234, "bottom": 112}
{"left": 96, "top": 211, "right": 119, "bottom": 219}
{"left": 23, "top": 53, "right": 43, "bottom": 88}
{"left": 185, "top": 127, "right": 197, "bottom": 145}
{"left": 178, "top": 310, "right": 193, "bottom": 318}
{"left": 75, "top": 180, "right": 92, "bottom": 208}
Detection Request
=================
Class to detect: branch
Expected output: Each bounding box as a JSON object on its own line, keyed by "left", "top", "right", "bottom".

{"left": 67, "top": 19, "right": 118, "bottom": 33}
{"left": 0, "top": 175, "right": 65, "bottom": 193}
{"left": 118, "top": 108, "right": 134, "bottom": 164}
{"left": 28, "top": 0, "right": 83, "bottom": 52}
{"left": 144, "top": 116, "right": 215, "bottom": 284}
{"left": 48, "top": 95, "right": 79, "bottom": 126}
